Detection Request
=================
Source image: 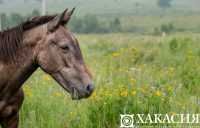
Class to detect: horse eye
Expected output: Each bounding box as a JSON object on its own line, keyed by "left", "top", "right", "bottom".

{"left": 62, "top": 45, "right": 70, "bottom": 51}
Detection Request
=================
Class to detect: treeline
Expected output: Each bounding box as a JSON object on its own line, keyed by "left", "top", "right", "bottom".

{"left": 0, "top": 10, "right": 40, "bottom": 30}
{"left": 69, "top": 15, "right": 121, "bottom": 33}
{"left": 0, "top": 10, "right": 122, "bottom": 33}
{"left": 0, "top": 10, "right": 179, "bottom": 34}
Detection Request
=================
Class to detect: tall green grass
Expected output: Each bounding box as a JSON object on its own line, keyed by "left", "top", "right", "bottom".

{"left": 19, "top": 33, "right": 200, "bottom": 128}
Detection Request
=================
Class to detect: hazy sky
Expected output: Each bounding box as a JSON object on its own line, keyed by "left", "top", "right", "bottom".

{"left": 0, "top": 0, "right": 200, "bottom": 16}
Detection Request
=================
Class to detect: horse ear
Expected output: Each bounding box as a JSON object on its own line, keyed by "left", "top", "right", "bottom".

{"left": 47, "top": 9, "right": 68, "bottom": 32}
{"left": 62, "top": 8, "right": 75, "bottom": 25}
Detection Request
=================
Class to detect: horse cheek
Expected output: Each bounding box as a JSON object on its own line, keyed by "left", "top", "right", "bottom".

{"left": 37, "top": 51, "right": 59, "bottom": 74}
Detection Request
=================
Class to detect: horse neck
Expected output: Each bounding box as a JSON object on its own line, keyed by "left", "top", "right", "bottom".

{"left": 0, "top": 54, "right": 37, "bottom": 101}
{"left": 0, "top": 26, "right": 45, "bottom": 100}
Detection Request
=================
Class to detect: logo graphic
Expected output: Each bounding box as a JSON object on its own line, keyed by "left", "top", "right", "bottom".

{"left": 120, "top": 114, "right": 200, "bottom": 127}
{"left": 120, "top": 114, "right": 134, "bottom": 128}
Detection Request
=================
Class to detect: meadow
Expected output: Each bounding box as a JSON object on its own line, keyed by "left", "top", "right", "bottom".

{"left": 18, "top": 33, "right": 200, "bottom": 128}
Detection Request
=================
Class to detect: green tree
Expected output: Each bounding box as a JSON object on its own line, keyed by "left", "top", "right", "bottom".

{"left": 31, "top": 9, "right": 40, "bottom": 17}
{"left": 1, "top": 13, "right": 8, "bottom": 29}
{"left": 9, "top": 13, "right": 24, "bottom": 27}
{"left": 69, "top": 17, "right": 84, "bottom": 33}
{"left": 160, "top": 23, "right": 174, "bottom": 33}
{"left": 110, "top": 18, "right": 121, "bottom": 32}
{"left": 83, "top": 14, "right": 99, "bottom": 33}
{"left": 157, "top": 0, "right": 172, "bottom": 10}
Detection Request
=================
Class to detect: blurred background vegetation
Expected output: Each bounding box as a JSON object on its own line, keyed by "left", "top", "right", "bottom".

{"left": 0, "top": 0, "right": 200, "bottom": 34}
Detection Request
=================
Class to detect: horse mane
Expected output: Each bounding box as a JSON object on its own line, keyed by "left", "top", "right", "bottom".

{"left": 0, "top": 15, "right": 56, "bottom": 63}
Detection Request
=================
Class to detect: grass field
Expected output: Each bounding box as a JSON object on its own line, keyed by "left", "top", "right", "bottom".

{"left": 19, "top": 33, "right": 200, "bottom": 128}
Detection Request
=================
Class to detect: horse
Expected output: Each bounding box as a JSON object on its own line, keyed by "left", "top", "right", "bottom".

{"left": 0, "top": 8, "right": 94, "bottom": 128}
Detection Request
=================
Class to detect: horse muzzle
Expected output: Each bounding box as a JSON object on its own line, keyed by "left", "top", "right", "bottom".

{"left": 71, "top": 84, "right": 94, "bottom": 100}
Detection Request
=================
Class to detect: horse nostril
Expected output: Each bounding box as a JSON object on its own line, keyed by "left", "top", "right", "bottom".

{"left": 86, "top": 84, "right": 94, "bottom": 93}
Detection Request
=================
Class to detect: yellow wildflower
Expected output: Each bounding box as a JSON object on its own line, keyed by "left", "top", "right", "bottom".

{"left": 131, "top": 90, "right": 137, "bottom": 96}
{"left": 24, "top": 86, "right": 33, "bottom": 97}
{"left": 154, "top": 90, "right": 162, "bottom": 97}
{"left": 52, "top": 92, "right": 62, "bottom": 97}
{"left": 120, "top": 89, "right": 128, "bottom": 97}
{"left": 90, "top": 91, "right": 97, "bottom": 100}
{"left": 131, "top": 47, "right": 138, "bottom": 53}
{"left": 112, "top": 52, "right": 120, "bottom": 57}
{"left": 43, "top": 74, "right": 51, "bottom": 81}
{"left": 169, "top": 112, "right": 176, "bottom": 116}
{"left": 140, "top": 86, "right": 148, "bottom": 94}
{"left": 130, "top": 78, "right": 136, "bottom": 86}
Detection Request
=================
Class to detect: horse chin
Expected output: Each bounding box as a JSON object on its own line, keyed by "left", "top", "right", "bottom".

{"left": 70, "top": 87, "right": 91, "bottom": 100}
{"left": 71, "top": 87, "right": 81, "bottom": 100}
{"left": 50, "top": 73, "right": 90, "bottom": 100}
